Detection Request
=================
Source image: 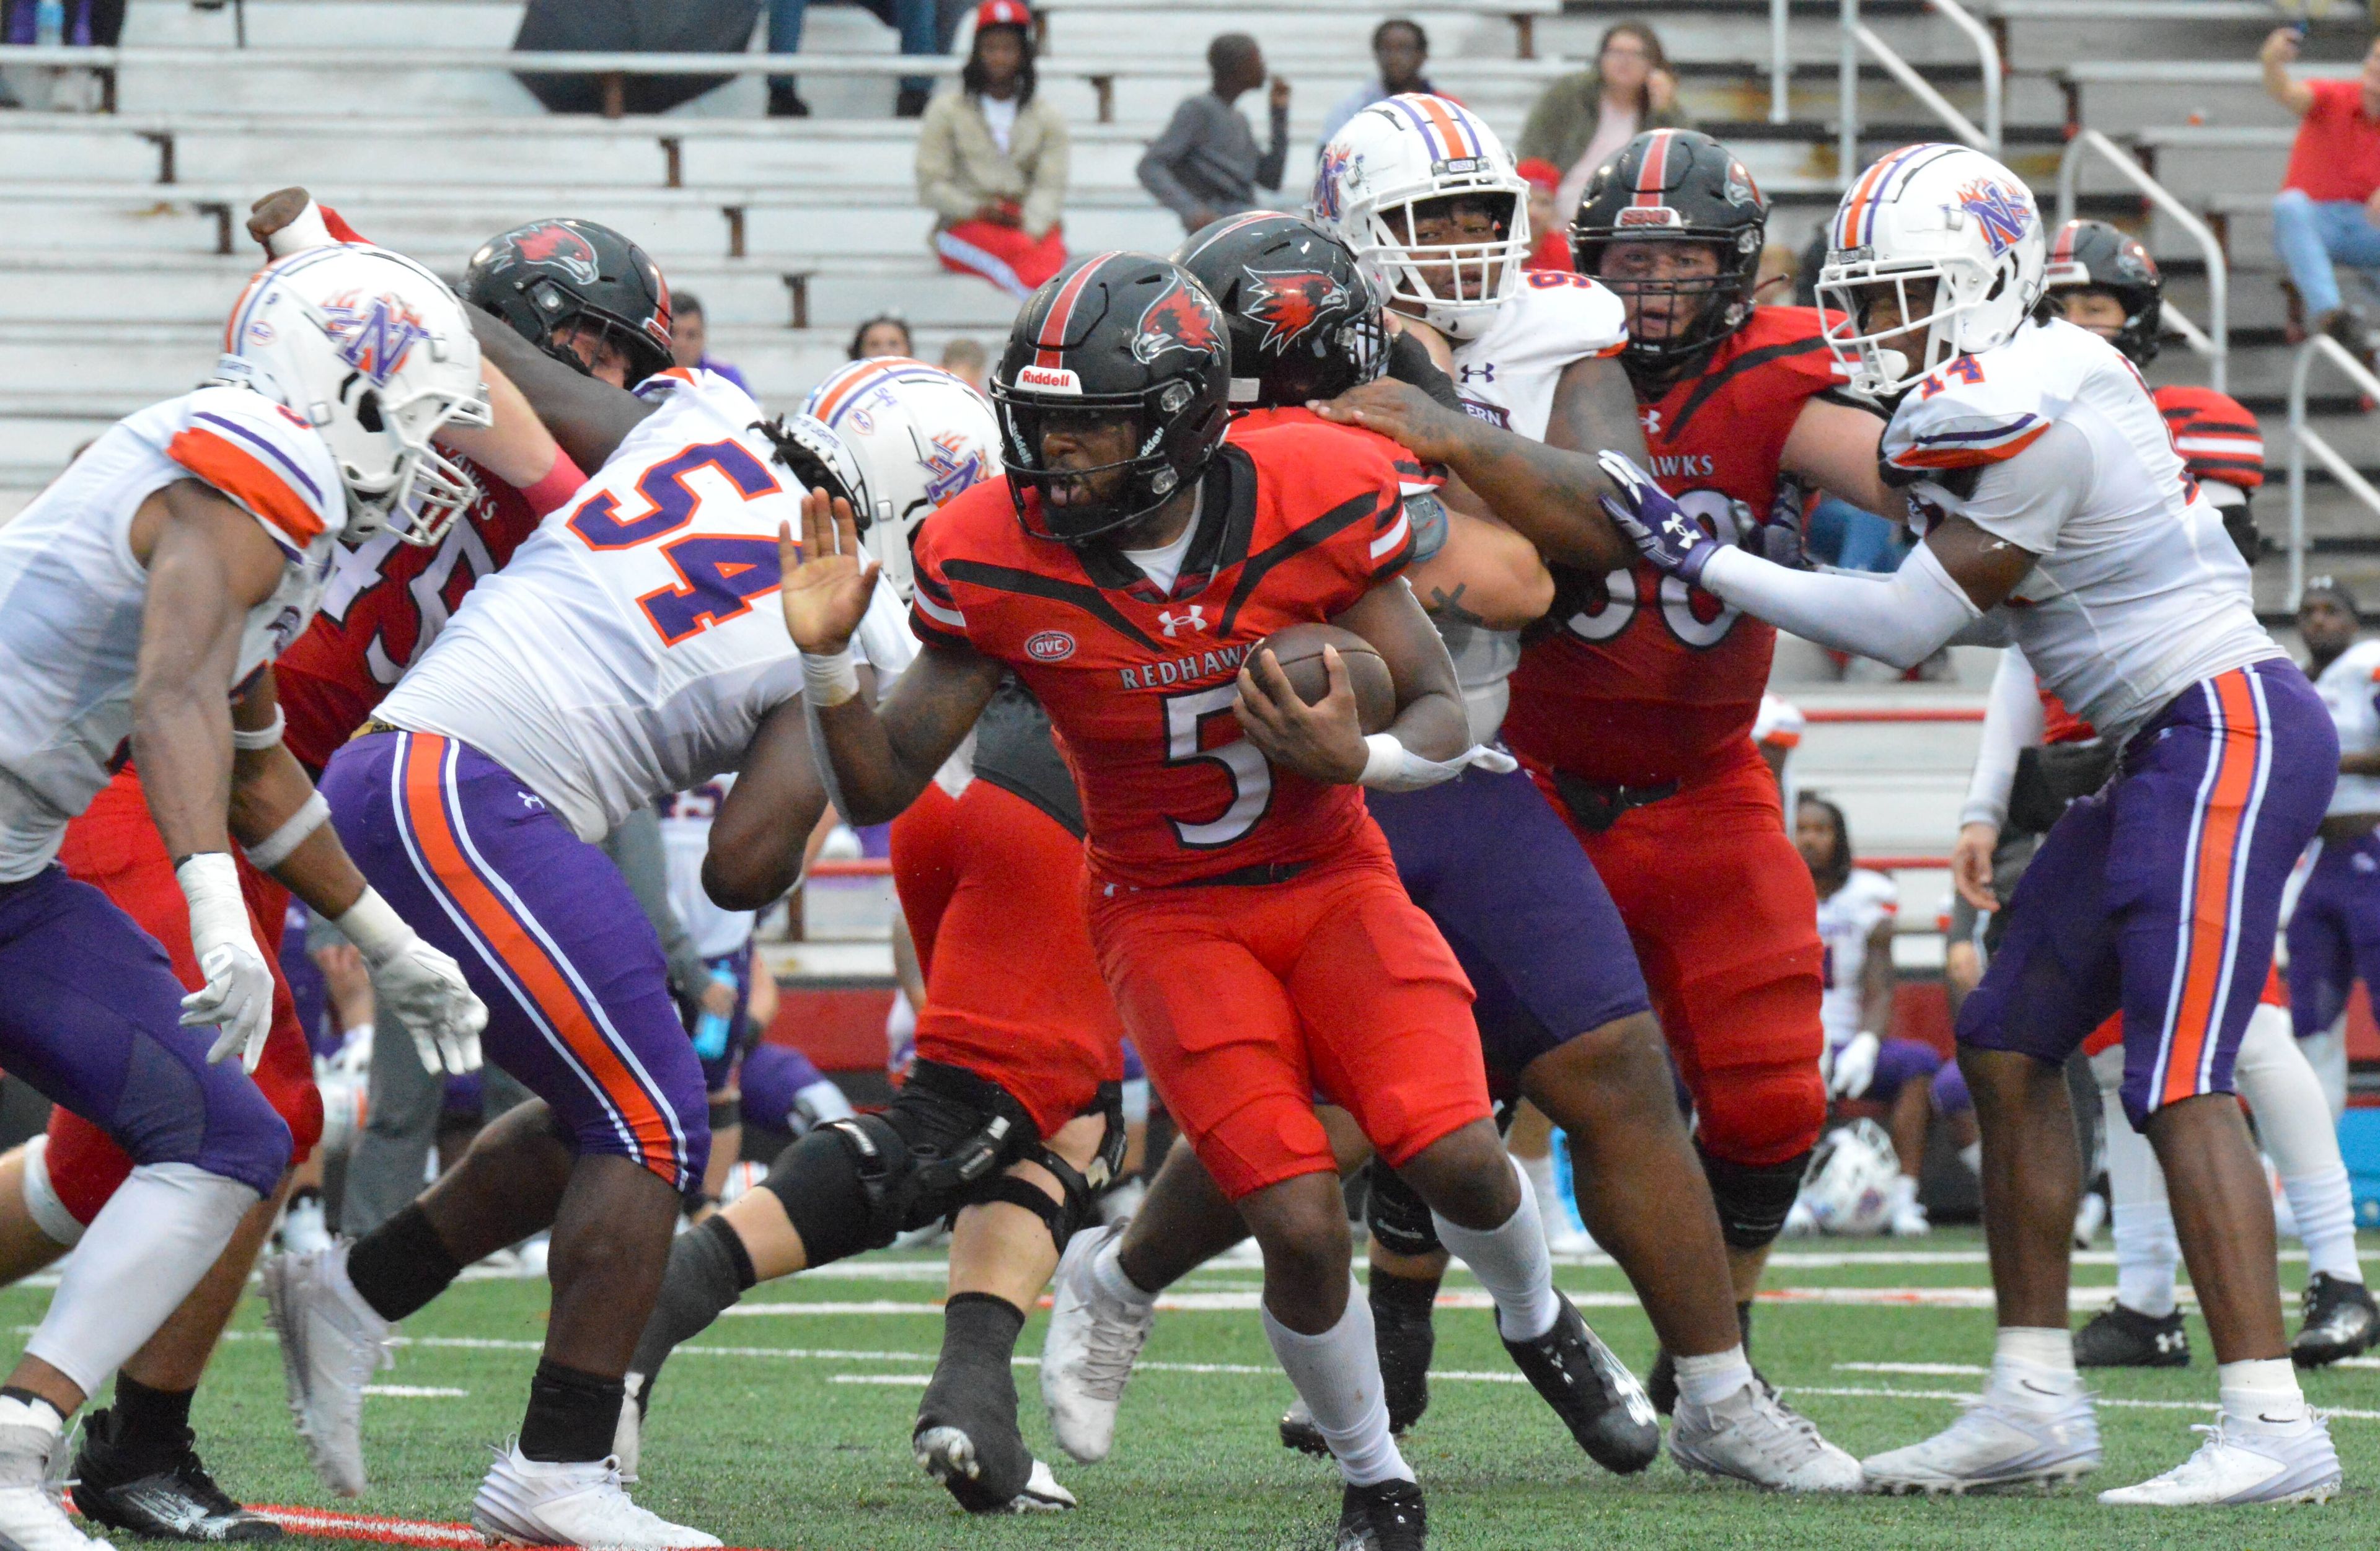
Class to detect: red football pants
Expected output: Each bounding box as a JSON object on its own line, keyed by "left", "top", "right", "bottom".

{"left": 933, "top": 219, "right": 1068, "bottom": 298}
{"left": 46, "top": 768, "right": 320, "bottom": 1226}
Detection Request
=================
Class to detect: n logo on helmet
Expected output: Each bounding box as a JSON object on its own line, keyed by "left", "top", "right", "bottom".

{"left": 1241, "top": 267, "right": 1347, "bottom": 351}
{"left": 512, "top": 222, "right": 601, "bottom": 286}
{"left": 1311, "top": 145, "right": 1354, "bottom": 221}
{"left": 320, "top": 292, "right": 429, "bottom": 387}
{"left": 1955, "top": 178, "right": 2032, "bottom": 258}
{"left": 920, "top": 430, "right": 989, "bottom": 505}
{"left": 1132, "top": 280, "right": 1219, "bottom": 365}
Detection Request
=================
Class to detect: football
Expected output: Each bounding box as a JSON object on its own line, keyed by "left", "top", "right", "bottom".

{"left": 1250, "top": 622, "right": 1396, "bottom": 735}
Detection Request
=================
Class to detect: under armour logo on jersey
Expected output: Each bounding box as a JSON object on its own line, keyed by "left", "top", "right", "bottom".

{"left": 1459, "top": 362, "right": 1495, "bottom": 384}
{"left": 1158, "top": 605, "right": 1208, "bottom": 637}
{"left": 519, "top": 792, "right": 545, "bottom": 811}
{"left": 1640, "top": 406, "right": 1663, "bottom": 436}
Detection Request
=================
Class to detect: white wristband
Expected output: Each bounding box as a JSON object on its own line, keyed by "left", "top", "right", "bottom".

{"left": 334, "top": 887, "right": 415, "bottom": 967}
{"left": 802, "top": 647, "right": 860, "bottom": 708}
{"left": 242, "top": 788, "right": 329, "bottom": 872}
{"left": 1360, "top": 733, "right": 1412, "bottom": 788}
{"left": 174, "top": 852, "right": 249, "bottom": 947}
{"left": 231, "top": 705, "right": 286, "bottom": 751}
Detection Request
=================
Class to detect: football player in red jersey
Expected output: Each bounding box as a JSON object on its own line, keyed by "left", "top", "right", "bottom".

{"left": 782, "top": 251, "right": 1641, "bottom": 1550}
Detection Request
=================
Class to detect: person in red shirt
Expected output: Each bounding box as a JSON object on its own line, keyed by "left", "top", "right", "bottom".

{"left": 2263, "top": 25, "right": 2380, "bottom": 348}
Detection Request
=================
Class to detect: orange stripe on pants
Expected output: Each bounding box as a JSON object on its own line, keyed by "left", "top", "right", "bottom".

{"left": 2161, "top": 672, "right": 2262, "bottom": 1107}
{"left": 397, "top": 734, "right": 680, "bottom": 1182}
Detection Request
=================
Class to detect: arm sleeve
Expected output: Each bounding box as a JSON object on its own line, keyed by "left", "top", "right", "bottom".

{"left": 1136, "top": 102, "right": 1204, "bottom": 219}
{"left": 1385, "top": 328, "right": 1465, "bottom": 413}
{"left": 1256, "top": 100, "right": 1290, "bottom": 192}
{"left": 914, "top": 98, "right": 980, "bottom": 224}
{"left": 1960, "top": 646, "right": 2045, "bottom": 830}
{"left": 1696, "top": 538, "right": 1983, "bottom": 671}
{"left": 602, "top": 806, "right": 709, "bottom": 1001}
{"left": 1021, "top": 105, "right": 1070, "bottom": 239}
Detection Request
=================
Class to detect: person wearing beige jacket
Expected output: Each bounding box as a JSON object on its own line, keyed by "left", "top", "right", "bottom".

{"left": 919, "top": 0, "right": 1070, "bottom": 299}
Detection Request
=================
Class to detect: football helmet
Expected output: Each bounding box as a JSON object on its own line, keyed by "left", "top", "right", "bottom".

{"left": 1172, "top": 212, "right": 1387, "bottom": 408}
{"left": 1571, "top": 128, "right": 1767, "bottom": 381}
{"left": 1818, "top": 143, "right": 2047, "bottom": 398}
{"left": 2042, "top": 217, "right": 2163, "bottom": 367}
{"left": 1309, "top": 93, "right": 1530, "bottom": 342}
{"left": 990, "top": 252, "right": 1230, "bottom": 544}
{"left": 217, "top": 242, "right": 490, "bottom": 548}
{"left": 798, "top": 357, "right": 1000, "bottom": 602}
{"left": 1797, "top": 1118, "right": 1902, "bottom": 1237}
{"left": 462, "top": 219, "right": 674, "bottom": 388}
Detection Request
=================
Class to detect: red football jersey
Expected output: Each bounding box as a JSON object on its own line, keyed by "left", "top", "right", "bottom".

{"left": 2153, "top": 384, "right": 2263, "bottom": 492}
{"left": 276, "top": 457, "right": 549, "bottom": 770}
{"left": 1504, "top": 306, "right": 1849, "bottom": 787}
{"left": 910, "top": 420, "right": 1415, "bottom": 888}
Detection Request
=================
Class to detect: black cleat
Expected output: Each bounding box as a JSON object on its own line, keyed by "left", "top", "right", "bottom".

{"left": 1646, "top": 1348, "right": 1677, "bottom": 1417}
{"left": 1372, "top": 1280, "right": 1436, "bottom": 1435}
{"left": 2074, "top": 1300, "right": 2190, "bottom": 1368}
{"left": 1334, "top": 1477, "right": 1426, "bottom": 1551}
{"left": 2293, "top": 1273, "right": 2380, "bottom": 1369}
{"left": 1502, "top": 1293, "right": 1660, "bottom": 1474}
{"left": 71, "top": 1409, "right": 281, "bottom": 1543}
{"left": 916, "top": 1332, "right": 1071, "bottom": 1514}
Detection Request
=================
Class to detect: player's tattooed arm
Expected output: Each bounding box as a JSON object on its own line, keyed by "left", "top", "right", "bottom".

{"left": 1408, "top": 508, "right": 1553, "bottom": 631}
{"left": 466, "top": 302, "right": 656, "bottom": 473}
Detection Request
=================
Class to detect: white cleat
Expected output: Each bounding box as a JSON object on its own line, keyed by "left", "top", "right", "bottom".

{"left": 261, "top": 1244, "right": 394, "bottom": 1497}
{"left": 1862, "top": 1386, "right": 2100, "bottom": 1495}
{"left": 1039, "top": 1222, "right": 1153, "bottom": 1464}
{"left": 2098, "top": 1414, "right": 2342, "bottom": 1506}
{"left": 1670, "top": 1381, "right": 1863, "bottom": 1492}
{"left": 0, "top": 1418, "right": 112, "bottom": 1551}
{"left": 471, "top": 1444, "right": 721, "bottom": 1548}
{"left": 1885, "top": 1178, "right": 1931, "bottom": 1238}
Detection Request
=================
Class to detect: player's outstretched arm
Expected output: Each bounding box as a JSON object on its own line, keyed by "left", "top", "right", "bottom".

{"left": 466, "top": 302, "right": 656, "bottom": 473}
{"left": 703, "top": 695, "right": 837, "bottom": 911}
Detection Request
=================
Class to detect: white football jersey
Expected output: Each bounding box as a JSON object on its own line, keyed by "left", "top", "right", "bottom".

{"left": 1755, "top": 693, "right": 1805, "bottom": 827}
{"left": 655, "top": 776, "right": 754, "bottom": 960}
{"left": 2313, "top": 639, "right": 2380, "bottom": 817}
{"left": 380, "top": 369, "right": 808, "bottom": 841}
{"left": 1887, "top": 319, "right": 2280, "bottom": 742}
{"left": 1440, "top": 273, "right": 1629, "bottom": 742}
{"left": 0, "top": 387, "right": 346, "bottom": 882}
{"left": 1815, "top": 868, "right": 1898, "bottom": 1049}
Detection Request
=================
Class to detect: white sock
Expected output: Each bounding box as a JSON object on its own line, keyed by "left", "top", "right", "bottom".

{"left": 1517, "top": 1149, "right": 1565, "bottom": 1227}
{"left": 23, "top": 1162, "right": 257, "bottom": 1397}
{"left": 0, "top": 1395, "right": 61, "bottom": 1436}
{"left": 1262, "top": 1285, "right": 1413, "bottom": 1487}
{"left": 1958, "top": 1140, "right": 1982, "bottom": 1175}
{"left": 1092, "top": 1232, "right": 1157, "bottom": 1308}
{"left": 1673, "top": 1345, "right": 1755, "bottom": 1410}
{"left": 1990, "top": 1326, "right": 2079, "bottom": 1408}
{"left": 2281, "top": 1165, "right": 2365, "bottom": 1285}
{"left": 2218, "top": 1356, "right": 2307, "bottom": 1427}
{"left": 2110, "top": 1201, "right": 2182, "bottom": 1318}
{"left": 1430, "top": 1156, "right": 1562, "bottom": 1342}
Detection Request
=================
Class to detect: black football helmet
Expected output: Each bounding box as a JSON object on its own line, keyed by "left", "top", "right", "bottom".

{"left": 463, "top": 219, "right": 674, "bottom": 387}
{"left": 1171, "top": 213, "right": 1388, "bottom": 409}
{"left": 991, "top": 252, "right": 1231, "bottom": 544}
{"left": 2043, "top": 218, "right": 2163, "bottom": 367}
{"left": 1571, "top": 128, "right": 1766, "bottom": 382}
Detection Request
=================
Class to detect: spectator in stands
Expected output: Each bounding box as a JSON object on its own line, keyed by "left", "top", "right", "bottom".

{"left": 767, "top": 0, "right": 940, "bottom": 120}
{"left": 1519, "top": 21, "right": 1688, "bottom": 227}
{"left": 917, "top": 0, "right": 1070, "bottom": 299}
{"left": 668, "top": 291, "right": 751, "bottom": 395}
{"left": 1316, "top": 19, "right": 1437, "bottom": 148}
{"left": 850, "top": 314, "right": 915, "bottom": 359}
{"left": 940, "top": 335, "right": 988, "bottom": 392}
{"left": 1517, "top": 158, "right": 1572, "bottom": 271}
{"left": 2264, "top": 25, "right": 2380, "bottom": 351}
{"left": 1137, "top": 33, "right": 1290, "bottom": 234}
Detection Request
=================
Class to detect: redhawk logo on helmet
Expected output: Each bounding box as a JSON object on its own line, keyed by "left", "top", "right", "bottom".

{"left": 511, "top": 222, "right": 602, "bottom": 286}
{"left": 1132, "top": 281, "right": 1220, "bottom": 365}
{"left": 1240, "top": 268, "right": 1349, "bottom": 351}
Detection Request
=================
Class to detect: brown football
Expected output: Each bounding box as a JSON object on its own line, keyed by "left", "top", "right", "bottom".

{"left": 1251, "top": 623, "right": 1397, "bottom": 735}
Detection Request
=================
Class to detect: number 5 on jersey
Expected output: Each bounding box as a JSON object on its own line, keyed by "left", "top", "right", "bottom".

{"left": 1165, "top": 684, "right": 1271, "bottom": 847}
{"left": 568, "top": 438, "right": 786, "bottom": 645}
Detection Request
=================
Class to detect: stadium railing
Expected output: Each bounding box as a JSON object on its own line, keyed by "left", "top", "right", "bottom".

{"left": 1838, "top": 0, "right": 2003, "bottom": 182}
{"left": 2054, "top": 128, "right": 2228, "bottom": 392}
{"left": 2286, "top": 334, "right": 2380, "bottom": 610}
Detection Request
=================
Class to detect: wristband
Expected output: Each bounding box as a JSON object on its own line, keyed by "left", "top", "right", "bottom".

{"left": 231, "top": 704, "right": 286, "bottom": 752}
{"left": 174, "top": 852, "right": 249, "bottom": 945}
{"left": 1359, "top": 733, "right": 1411, "bottom": 788}
{"left": 335, "top": 887, "right": 415, "bottom": 967}
{"left": 803, "top": 648, "right": 860, "bottom": 708}
{"left": 519, "top": 447, "right": 588, "bottom": 518}
{"left": 242, "top": 788, "right": 329, "bottom": 871}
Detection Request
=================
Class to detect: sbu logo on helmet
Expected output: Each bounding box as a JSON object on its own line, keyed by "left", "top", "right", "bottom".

{"left": 1025, "top": 630, "right": 1077, "bottom": 662}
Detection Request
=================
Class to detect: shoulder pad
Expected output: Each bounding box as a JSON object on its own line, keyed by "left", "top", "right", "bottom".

{"left": 1883, "top": 358, "right": 2053, "bottom": 473}
{"left": 1509, "top": 271, "right": 1628, "bottom": 359}
{"left": 167, "top": 385, "right": 342, "bottom": 547}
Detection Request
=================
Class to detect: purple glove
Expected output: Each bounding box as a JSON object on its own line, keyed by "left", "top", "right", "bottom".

{"left": 1597, "top": 450, "right": 1719, "bottom": 585}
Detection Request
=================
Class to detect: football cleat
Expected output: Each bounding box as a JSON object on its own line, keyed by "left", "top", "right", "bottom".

{"left": 2075, "top": 1301, "right": 2189, "bottom": 1369}
{"left": 261, "top": 1244, "right": 393, "bottom": 1497}
{"left": 0, "top": 1415, "right": 112, "bottom": 1551}
{"left": 2292, "top": 1273, "right": 2379, "bottom": 1368}
{"left": 912, "top": 1427, "right": 1076, "bottom": 1514}
{"left": 70, "top": 1408, "right": 280, "bottom": 1543}
{"left": 1373, "top": 1284, "right": 1436, "bottom": 1436}
{"left": 1334, "top": 1477, "right": 1426, "bottom": 1551}
{"left": 2098, "top": 1414, "right": 2341, "bottom": 1506}
{"left": 1670, "top": 1381, "right": 1862, "bottom": 1492}
{"left": 1502, "top": 1294, "right": 1659, "bottom": 1474}
{"left": 470, "top": 1444, "right": 720, "bottom": 1549}
{"left": 1039, "top": 1223, "right": 1153, "bottom": 1463}
{"left": 1861, "top": 1384, "right": 2099, "bottom": 1494}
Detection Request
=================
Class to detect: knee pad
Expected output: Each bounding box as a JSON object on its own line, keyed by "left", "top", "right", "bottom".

{"left": 1363, "top": 1154, "right": 1442, "bottom": 1259}
{"left": 762, "top": 1114, "right": 917, "bottom": 1266}
{"left": 1698, "top": 1144, "right": 1811, "bottom": 1251}
{"left": 19, "top": 1138, "right": 86, "bottom": 1249}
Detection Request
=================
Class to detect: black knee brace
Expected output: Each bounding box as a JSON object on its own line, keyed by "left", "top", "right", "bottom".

{"left": 1698, "top": 1145, "right": 1812, "bottom": 1252}
{"left": 708, "top": 1095, "right": 743, "bottom": 1132}
{"left": 761, "top": 1113, "right": 916, "bottom": 1265}
{"left": 1363, "top": 1155, "right": 1442, "bottom": 1259}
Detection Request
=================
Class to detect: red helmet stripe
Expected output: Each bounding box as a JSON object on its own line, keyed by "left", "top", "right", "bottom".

{"left": 1036, "top": 252, "right": 1121, "bottom": 369}
{"left": 1632, "top": 129, "right": 1674, "bottom": 206}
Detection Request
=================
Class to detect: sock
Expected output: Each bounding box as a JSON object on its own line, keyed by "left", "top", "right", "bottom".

{"left": 1430, "top": 1157, "right": 1562, "bottom": 1343}
{"left": 1093, "top": 1233, "right": 1158, "bottom": 1308}
{"left": 346, "top": 1202, "right": 465, "bottom": 1324}
{"left": 0, "top": 1394, "right": 61, "bottom": 1435}
{"left": 519, "top": 1360, "right": 627, "bottom": 1463}
{"left": 920, "top": 1293, "right": 1025, "bottom": 1425}
{"left": 1517, "top": 1150, "right": 1564, "bottom": 1226}
{"left": 2232, "top": 1003, "right": 2344, "bottom": 1189}
{"left": 1367, "top": 1267, "right": 1440, "bottom": 1320}
{"left": 1959, "top": 1141, "right": 1982, "bottom": 1176}
{"left": 2110, "top": 1201, "right": 2182, "bottom": 1318}
{"left": 108, "top": 1373, "right": 195, "bottom": 1462}
{"left": 1262, "top": 1284, "right": 1411, "bottom": 1488}
{"left": 1673, "top": 1345, "right": 1755, "bottom": 1410}
{"left": 629, "top": 1215, "right": 756, "bottom": 1395}
{"left": 2218, "top": 1356, "right": 2307, "bottom": 1427}
{"left": 1991, "top": 1326, "right": 2079, "bottom": 1407}
{"left": 2281, "top": 1166, "right": 2365, "bottom": 1285}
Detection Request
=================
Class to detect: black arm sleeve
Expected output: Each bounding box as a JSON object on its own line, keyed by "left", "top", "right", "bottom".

{"left": 1385, "top": 330, "right": 1465, "bottom": 415}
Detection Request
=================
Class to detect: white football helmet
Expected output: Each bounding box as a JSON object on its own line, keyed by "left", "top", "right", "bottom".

{"left": 1797, "top": 1118, "right": 1902, "bottom": 1237}
{"left": 1308, "top": 93, "right": 1530, "bottom": 342}
{"left": 799, "top": 357, "right": 1000, "bottom": 602}
{"left": 1817, "top": 143, "right": 2047, "bottom": 398}
{"left": 216, "top": 243, "right": 491, "bottom": 547}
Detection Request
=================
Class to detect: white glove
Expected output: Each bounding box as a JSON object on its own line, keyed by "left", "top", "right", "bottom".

{"left": 1828, "top": 1031, "right": 1880, "bottom": 1100}
{"left": 176, "top": 853, "right": 276, "bottom": 1072}
{"left": 319, "top": 1021, "right": 373, "bottom": 1084}
{"left": 337, "top": 890, "right": 487, "bottom": 1076}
